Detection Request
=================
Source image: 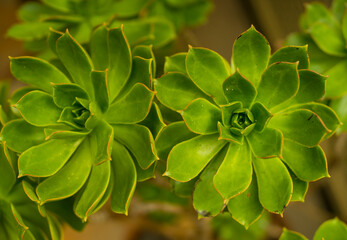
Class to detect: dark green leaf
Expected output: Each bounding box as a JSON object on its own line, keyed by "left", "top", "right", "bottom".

{"left": 113, "top": 124, "right": 158, "bottom": 169}
{"left": 217, "top": 122, "right": 243, "bottom": 144}
{"left": 220, "top": 101, "right": 242, "bottom": 127}
{"left": 111, "top": 141, "right": 136, "bottom": 215}
{"left": 89, "top": 120, "right": 113, "bottom": 164}
{"left": 52, "top": 83, "right": 88, "bottom": 108}
{"left": 91, "top": 70, "right": 109, "bottom": 113}
{"left": 250, "top": 102, "right": 272, "bottom": 132}
{"left": 133, "top": 45, "right": 156, "bottom": 77}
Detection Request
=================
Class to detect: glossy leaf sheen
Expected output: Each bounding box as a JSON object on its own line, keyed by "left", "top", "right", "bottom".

{"left": 166, "top": 134, "right": 226, "bottom": 182}
{"left": 253, "top": 157, "right": 292, "bottom": 214}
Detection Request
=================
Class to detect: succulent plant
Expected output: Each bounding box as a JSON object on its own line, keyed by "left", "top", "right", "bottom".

{"left": 286, "top": 0, "right": 347, "bottom": 132}
{"left": 7, "top": 0, "right": 212, "bottom": 55}
{"left": 0, "top": 25, "right": 158, "bottom": 221}
{"left": 279, "top": 218, "right": 347, "bottom": 240}
{"left": 0, "top": 82, "right": 63, "bottom": 240}
{"left": 154, "top": 26, "right": 341, "bottom": 228}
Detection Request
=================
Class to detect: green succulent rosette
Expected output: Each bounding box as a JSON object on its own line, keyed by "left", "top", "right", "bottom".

{"left": 0, "top": 83, "right": 63, "bottom": 240}
{"left": 8, "top": 0, "right": 212, "bottom": 55}
{"left": 0, "top": 25, "right": 158, "bottom": 221}
{"left": 287, "top": 0, "right": 347, "bottom": 132}
{"left": 154, "top": 26, "right": 341, "bottom": 228}
{"left": 280, "top": 218, "right": 347, "bottom": 240}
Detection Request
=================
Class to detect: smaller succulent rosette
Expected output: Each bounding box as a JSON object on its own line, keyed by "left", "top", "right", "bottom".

{"left": 0, "top": 83, "right": 63, "bottom": 240}
{"left": 280, "top": 218, "right": 347, "bottom": 240}
{"left": 287, "top": 0, "right": 347, "bottom": 132}
{"left": 0, "top": 25, "right": 158, "bottom": 221}
{"left": 7, "top": 0, "right": 212, "bottom": 55}
{"left": 155, "top": 26, "right": 341, "bottom": 228}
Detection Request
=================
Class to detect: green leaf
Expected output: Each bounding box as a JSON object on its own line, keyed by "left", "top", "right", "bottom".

{"left": 48, "top": 29, "right": 63, "bottom": 55}
{"left": 217, "top": 122, "right": 243, "bottom": 144}
{"left": 90, "top": 25, "right": 109, "bottom": 71}
{"left": 155, "top": 72, "right": 209, "bottom": 111}
{"left": 165, "top": 134, "right": 227, "bottom": 182}
{"left": 106, "top": 83, "right": 154, "bottom": 124}
{"left": 41, "top": 0, "right": 70, "bottom": 12}
{"left": 220, "top": 101, "right": 242, "bottom": 127}
{"left": 36, "top": 139, "right": 93, "bottom": 204}
{"left": 186, "top": 47, "right": 230, "bottom": 104}
{"left": 250, "top": 102, "right": 272, "bottom": 132}
{"left": 164, "top": 52, "right": 187, "bottom": 75}
{"left": 18, "top": 2, "right": 60, "bottom": 22}
{"left": 56, "top": 31, "right": 94, "bottom": 97}
{"left": 269, "top": 109, "right": 329, "bottom": 147}
{"left": 7, "top": 22, "right": 63, "bottom": 41}
{"left": 214, "top": 142, "right": 252, "bottom": 199}
{"left": 88, "top": 120, "right": 113, "bottom": 164}
{"left": 227, "top": 176, "right": 263, "bottom": 229}
{"left": 193, "top": 147, "right": 227, "bottom": 218}
{"left": 310, "top": 22, "right": 346, "bottom": 57}
{"left": 171, "top": 178, "right": 196, "bottom": 198}
{"left": 331, "top": 95, "right": 347, "bottom": 133}
{"left": 155, "top": 121, "right": 197, "bottom": 160}
{"left": 282, "top": 139, "right": 328, "bottom": 181}
{"left": 47, "top": 215, "right": 62, "bottom": 240}
{"left": 18, "top": 138, "right": 83, "bottom": 177}
{"left": 232, "top": 26, "right": 270, "bottom": 86}
{"left": 22, "top": 180, "right": 39, "bottom": 203}
{"left": 332, "top": 0, "right": 347, "bottom": 21}
{"left": 247, "top": 127, "right": 283, "bottom": 158}
{"left": 253, "top": 157, "right": 292, "bottom": 214}
{"left": 289, "top": 70, "right": 326, "bottom": 104}
{"left": 134, "top": 160, "right": 156, "bottom": 182}
{"left": 280, "top": 228, "right": 308, "bottom": 240}
{"left": 113, "top": 124, "right": 157, "bottom": 169}
{"left": 15, "top": 91, "right": 62, "bottom": 127}
{"left": 0, "top": 119, "right": 45, "bottom": 153}
{"left": 223, "top": 71, "right": 257, "bottom": 108}
{"left": 74, "top": 161, "right": 111, "bottom": 221}
{"left": 256, "top": 62, "right": 299, "bottom": 109}
{"left": 0, "top": 144, "right": 16, "bottom": 196}
{"left": 313, "top": 218, "right": 347, "bottom": 240}
{"left": 112, "top": 0, "right": 149, "bottom": 17}
{"left": 289, "top": 170, "right": 308, "bottom": 202}
{"left": 116, "top": 57, "right": 152, "bottom": 100}
{"left": 292, "top": 103, "right": 341, "bottom": 138}
{"left": 182, "top": 98, "right": 221, "bottom": 134}
{"left": 107, "top": 27, "right": 132, "bottom": 101}
{"left": 325, "top": 59, "right": 347, "bottom": 98}
{"left": 111, "top": 141, "right": 136, "bottom": 215}
{"left": 52, "top": 83, "right": 89, "bottom": 108}
{"left": 10, "top": 57, "right": 70, "bottom": 93}
{"left": 140, "top": 102, "right": 165, "bottom": 138}
{"left": 304, "top": 2, "right": 337, "bottom": 27}
{"left": 269, "top": 46, "right": 309, "bottom": 69}
{"left": 91, "top": 70, "right": 109, "bottom": 113}
{"left": 133, "top": 45, "right": 156, "bottom": 77}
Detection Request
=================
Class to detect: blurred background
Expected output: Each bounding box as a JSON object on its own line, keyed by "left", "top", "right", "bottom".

{"left": 1, "top": 0, "right": 346, "bottom": 239}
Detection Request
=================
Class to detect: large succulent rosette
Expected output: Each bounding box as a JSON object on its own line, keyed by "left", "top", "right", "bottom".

{"left": 154, "top": 26, "right": 341, "bottom": 228}
{"left": 287, "top": 0, "right": 347, "bottom": 132}
{"left": 7, "top": 0, "right": 212, "bottom": 55}
{"left": 0, "top": 26, "right": 158, "bottom": 221}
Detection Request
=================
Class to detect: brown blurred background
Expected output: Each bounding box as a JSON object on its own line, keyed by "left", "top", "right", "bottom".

{"left": 1, "top": 0, "right": 347, "bottom": 239}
